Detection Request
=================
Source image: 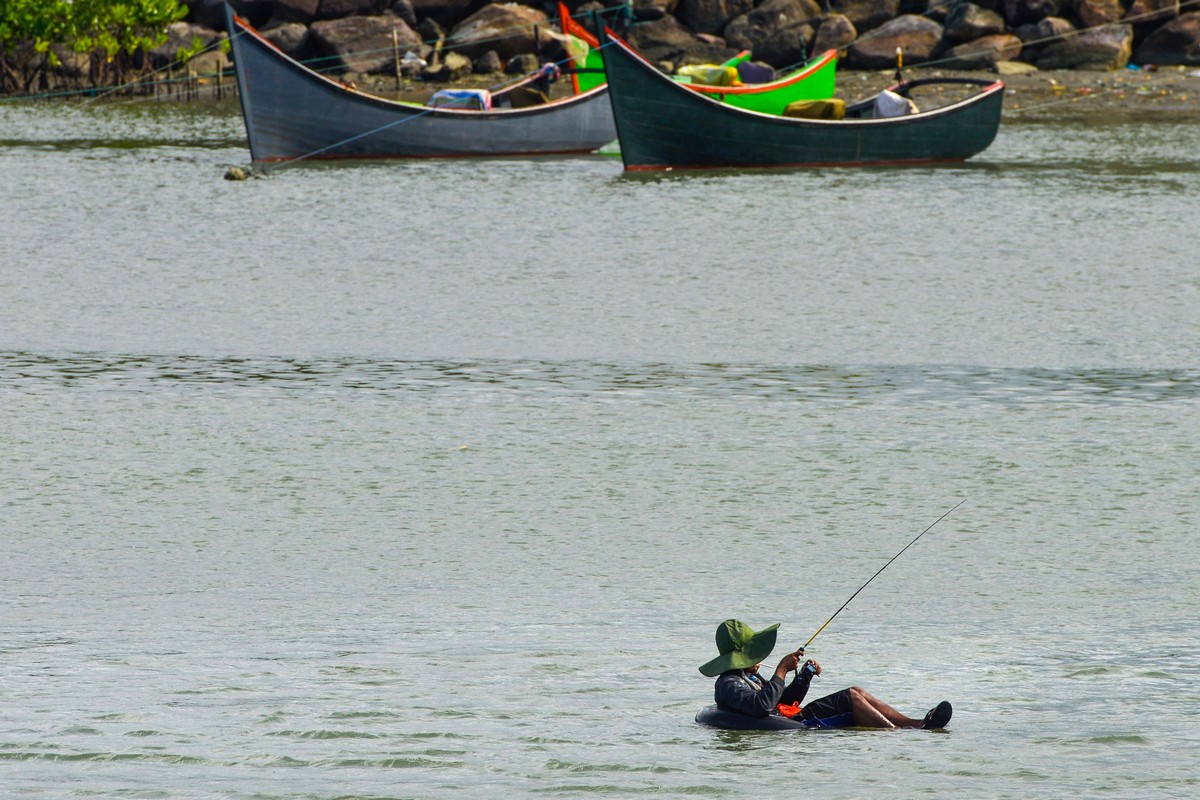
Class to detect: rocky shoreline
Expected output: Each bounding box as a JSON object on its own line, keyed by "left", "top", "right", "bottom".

{"left": 174, "top": 1, "right": 1200, "bottom": 77}
{"left": 7, "top": 0, "right": 1200, "bottom": 115}
{"left": 189, "top": 1, "right": 1200, "bottom": 117}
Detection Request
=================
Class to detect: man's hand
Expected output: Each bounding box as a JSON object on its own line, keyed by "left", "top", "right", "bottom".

{"left": 773, "top": 649, "right": 806, "bottom": 680}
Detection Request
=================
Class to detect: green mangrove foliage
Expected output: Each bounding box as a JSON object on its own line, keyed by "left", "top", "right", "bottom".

{"left": 1, "top": 0, "right": 187, "bottom": 95}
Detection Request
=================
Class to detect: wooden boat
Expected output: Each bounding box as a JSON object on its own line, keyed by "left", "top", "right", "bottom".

{"left": 599, "top": 27, "right": 1005, "bottom": 172}
{"left": 224, "top": 4, "right": 617, "bottom": 162}
{"left": 559, "top": 6, "right": 837, "bottom": 116}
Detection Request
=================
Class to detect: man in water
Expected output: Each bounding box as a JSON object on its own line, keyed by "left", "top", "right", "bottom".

{"left": 699, "top": 619, "right": 952, "bottom": 729}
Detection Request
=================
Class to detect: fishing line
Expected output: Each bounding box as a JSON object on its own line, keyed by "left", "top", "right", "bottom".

{"left": 803, "top": 498, "right": 966, "bottom": 650}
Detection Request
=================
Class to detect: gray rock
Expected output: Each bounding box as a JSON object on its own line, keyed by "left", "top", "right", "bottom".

{"left": 1125, "top": 0, "right": 1180, "bottom": 27}
{"left": 309, "top": 15, "right": 424, "bottom": 73}
{"left": 1037, "top": 23, "right": 1133, "bottom": 69}
{"left": 417, "top": 17, "right": 445, "bottom": 45}
{"left": 945, "top": 3, "right": 1006, "bottom": 42}
{"left": 744, "top": 24, "right": 816, "bottom": 67}
{"left": 844, "top": 14, "right": 945, "bottom": 69}
{"left": 812, "top": 14, "right": 857, "bottom": 54}
{"left": 676, "top": 0, "right": 755, "bottom": 36}
{"left": 1014, "top": 16, "right": 1074, "bottom": 62}
{"left": 505, "top": 52, "right": 540, "bottom": 74}
{"left": 629, "top": 16, "right": 739, "bottom": 64}
{"left": 994, "top": 58, "right": 1039, "bottom": 74}
{"left": 631, "top": 0, "right": 679, "bottom": 22}
{"left": 449, "top": 4, "right": 553, "bottom": 61}
{"left": 1075, "top": 0, "right": 1124, "bottom": 28}
{"left": 831, "top": 0, "right": 901, "bottom": 34}
{"left": 316, "top": 0, "right": 391, "bottom": 20}
{"left": 1003, "top": 0, "right": 1066, "bottom": 26}
{"left": 474, "top": 50, "right": 504, "bottom": 73}
{"left": 411, "top": 0, "right": 477, "bottom": 29}
{"left": 1134, "top": 11, "right": 1200, "bottom": 65}
{"left": 271, "top": 0, "right": 321, "bottom": 25}
{"left": 941, "top": 33, "right": 1023, "bottom": 68}
{"left": 724, "top": 0, "right": 822, "bottom": 66}
{"left": 261, "top": 21, "right": 311, "bottom": 58}
{"left": 423, "top": 50, "right": 473, "bottom": 80}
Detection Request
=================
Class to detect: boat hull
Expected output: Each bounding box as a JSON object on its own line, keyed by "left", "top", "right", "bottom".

{"left": 601, "top": 30, "right": 1004, "bottom": 171}
{"left": 225, "top": 5, "right": 617, "bottom": 162}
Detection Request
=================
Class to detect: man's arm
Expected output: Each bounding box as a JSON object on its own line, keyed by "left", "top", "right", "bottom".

{"left": 780, "top": 659, "right": 822, "bottom": 706}
{"left": 715, "top": 673, "right": 786, "bottom": 717}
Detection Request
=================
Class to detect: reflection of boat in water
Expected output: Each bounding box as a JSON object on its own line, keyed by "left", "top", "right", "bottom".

{"left": 601, "top": 27, "right": 1005, "bottom": 172}
{"left": 224, "top": 4, "right": 616, "bottom": 162}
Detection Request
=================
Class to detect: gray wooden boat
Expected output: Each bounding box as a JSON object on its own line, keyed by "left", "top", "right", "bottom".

{"left": 224, "top": 4, "right": 616, "bottom": 163}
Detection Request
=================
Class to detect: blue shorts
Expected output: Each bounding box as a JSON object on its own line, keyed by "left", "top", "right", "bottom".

{"left": 800, "top": 688, "right": 856, "bottom": 729}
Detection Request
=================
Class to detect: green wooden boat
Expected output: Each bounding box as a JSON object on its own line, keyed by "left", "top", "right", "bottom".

{"left": 559, "top": 5, "right": 837, "bottom": 115}
{"left": 600, "top": 28, "right": 1005, "bottom": 172}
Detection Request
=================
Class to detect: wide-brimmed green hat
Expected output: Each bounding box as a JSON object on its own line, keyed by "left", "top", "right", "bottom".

{"left": 698, "top": 619, "right": 780, "bottom": 677}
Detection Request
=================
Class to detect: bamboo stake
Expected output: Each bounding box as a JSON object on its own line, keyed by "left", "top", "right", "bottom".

{"left": 393, "top": 29, "right": 401, "bottom": 91}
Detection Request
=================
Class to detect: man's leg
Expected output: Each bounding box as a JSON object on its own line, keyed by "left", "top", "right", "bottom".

{"left": 847, "top": 686, "right": 922, "bottom": 729}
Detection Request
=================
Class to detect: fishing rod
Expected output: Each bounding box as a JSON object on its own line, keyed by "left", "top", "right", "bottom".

{"left": 801, "top": 499, "right": 966, "bottom": 652}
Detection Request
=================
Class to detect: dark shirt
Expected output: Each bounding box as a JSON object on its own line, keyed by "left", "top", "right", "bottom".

{"left": 714, "top": 669, "right": 814, "bottom": 718}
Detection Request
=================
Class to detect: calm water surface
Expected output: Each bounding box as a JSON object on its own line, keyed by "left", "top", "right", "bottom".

{"left": 1, "top": 99, "right": 1198, "bottom": 799}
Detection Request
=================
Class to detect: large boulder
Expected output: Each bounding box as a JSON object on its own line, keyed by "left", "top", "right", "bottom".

{"left": 812, "top": 14, "right": 857, "bottom": 54}
{"left": 316, "top": 0, "right": 391, "bottom": 20}
{"left": 1003, "top": 0, "right": 1066, "bottom": 25}
{"left": 309, "top": 15, "right": 424, "bottom": 72}
{"left": 628, "top": 15, "right": 739, "bottom": 64}
{"left": 409, "top": 0, "right": 477, "bottom": 29}
{"left": 1075, "top": 0, "right": 1124, "bottom": 28}
{"left": 271, "top": 0, "right": 321, "bottom": 25}
{"left": 723, "top": 0, "right": 822, "bottom": 67}
{"left": 831, "top": 0, "right": 900, "bottom": 35}
{"left": 1134, "top": 11, "right": 1200, "bottom": 65}
{"left": 261, "top": 21, "right": 311, "bottom": 58}
{"left": 631, "top": 0, "right": 680, "bottom": 22}
{"left": 1014, "top": 15, "right": 1074, "bottom": 62}
{"left": 448, "top": 4, "right": 554, "bottom": 61}
{"left": 1037, "top": 23, "right": 1133, "bottom": 69}
{"left": 844, "top": 14, "right": 945, "bottom": 69}
{"left": 676, "top": 0, "right": 756, "bottom": 35}
{"left": 941, "top": 33, "right": 1023, "bottom": 68}
{"left": 945, "top": 3, "right": 1006, "bottom": 42}
{"left": 1125, "top": 0, "right": 1179, "bottom": 26}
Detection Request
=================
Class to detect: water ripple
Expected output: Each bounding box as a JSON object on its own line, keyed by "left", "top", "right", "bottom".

{"left": 2, "top": 351, "right": 1196, "bottom": 406}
